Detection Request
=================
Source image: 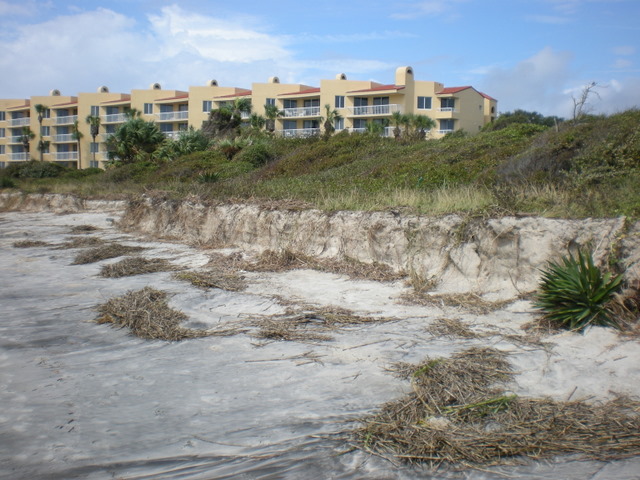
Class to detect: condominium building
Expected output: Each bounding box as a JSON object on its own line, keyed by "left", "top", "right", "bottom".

{"left": 0, "top": 67, "right": 496, "bottom": 169}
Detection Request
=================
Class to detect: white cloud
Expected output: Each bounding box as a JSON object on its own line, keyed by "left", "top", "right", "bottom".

{"left": 147, "top": 5, "right": 291, "bottom": 64}
{"left": 391, "top": 0, "right": 469, "bottom": 20}
{"left": 0, "top": 0, "right": 46, "bottom": 16}
{"left": 479, "top": 47, "right": 576, "bottom": 117}
{"left": 612, "top": 58, "right": 633, "bottom": 69}
{"left": 612, "top": 45, "right": 636, "bottom": 56}
{"left": 526, "top": 14, "right": 571, "bottom": 24}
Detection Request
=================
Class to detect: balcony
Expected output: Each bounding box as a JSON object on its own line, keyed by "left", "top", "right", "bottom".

{"left": 162, "top": 131, "right": 181, "bottom": 139}
{"left": 52, "top": 134, "right": 76, "bottom": 143}
{"left": 102, "top": 113, "right": 129, "bottom": 124}
{"left": 9, "top": 117, "right": 30, "bottom": 127}
{"left": 156, "top": 111, "right": 189, "bottom": 122}
{"left": 8, "top": 136, "right": 26, "bottom": 144}
{"left": 53, "top": 152, "right": 78, "bottom": 161}
{"left": 9, "top": 152, "right": 29, "bottom": 161}
{"left": 282, "top": 106, "right": 321, "bottom": 118}
{"left": 281, "top": 128, "right": 320, "bottom": 138}
{"left": 54, "top": 115, "right": 78, "bottom": 125}
{"left": 348, "top": 104, "right": 401, "bottom": 116}
{"left": 438, "top": 129, "right": 454, "bottom": 135}
{"left": 347, "top": 127, "right": 395, "bottom": 137}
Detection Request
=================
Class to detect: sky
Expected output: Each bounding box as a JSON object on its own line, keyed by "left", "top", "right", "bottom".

{"left": 0, "top": 0, "right": 639, "bottom": 118}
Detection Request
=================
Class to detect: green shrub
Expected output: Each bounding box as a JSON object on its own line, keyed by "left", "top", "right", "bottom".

{"left": 4, "top": 160, "right": 67, "bottom": 179}
{"left": 62, "top": 167, "right": 104, "bottom": 179}
{"left": 234, "top": 143, "right": 273, "bottom": 167}
{"left": 0, "top": 176, "right": 16, "bottom": 188}
{"left": 534, "top": 249, "right": 623, "bottom": 331}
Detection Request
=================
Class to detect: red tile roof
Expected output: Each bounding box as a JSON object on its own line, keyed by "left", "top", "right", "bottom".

{"left": 347, "top": 84, "right": 405, "bottom": 94}
{"left": 7, "top": 102, "right": 30, "bottom": 110}
{"left": 101, "top": 95, "right": 131, "bottom": 104}
{"left": 279, "top": 87, "right": 321, "bottom": 96}
{"left": 155, "top": 94, "right": 189, "bottom": 102}
{"left": 52, "top": 101, "right": 78, "bottom": 107}
{"left": 437, "top": 86, "right": 472, "bottom": 95}
{"left": 480, "top": 92, "right": 497, "bottom": 101}
{"left": 213, "top": 90, "right": 252, "bottom": 99}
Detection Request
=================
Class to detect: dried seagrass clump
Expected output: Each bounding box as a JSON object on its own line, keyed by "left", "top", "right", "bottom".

{"left": 95, "top": 287, "right": 209, "bottom": 341}
{"left": 356, "top": 347, "right": 640, "bottom": 468}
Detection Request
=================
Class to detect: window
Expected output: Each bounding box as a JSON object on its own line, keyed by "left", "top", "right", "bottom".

{"left": 0, "top": 146, "right": 5, "bottom": 155}
{"left": 334, "top": 118, "right": 344, "bottom": 131}
{"left": 144, "top": 103, "right": 153, "bottom": 114}
{"left": 57, "top": 109, "right": 69, "bottom": 117}
{"left": 353, "top": 118, "right": 367, "bottom": 129}
{"left": 303, "top": 99, "right": 320, "bottom": 107}
{"left": 106, "top": 106, "right": 119, "bottom": 115}
{"left": 0, "top": 128, "right": 4, "bottom": 138}
{"left": 440, "top": 98, "right": 455, "bottom": 110}
{"left": 159, "top": 123, "right": 173, "bottom": 133}
{"left": 335, "top": 96, "right": 345, "bottom": 109}
{"left": 354, "top": 97, "right": 368, "bottom": 107}
{"left": 160, "top": 104, "right": 174, "bottom": 114}
{"left": 43, "top": 108, "right": 51, "bottom": 118}
{"left": 90, "top": 105, "right": 99, "bottom": 116}
{"left": 0, "top": 161, "right": 5, "bottom": 168}
{"left": 0, "top": 112, "right": 5, "bottom": 121}
{"left": 417, "top": 96, "right": 432, "bottom": 109}
{"left": 266, "top": 98, "right": 276, "bottom": 106}
{"left": 283, "top": 120, "right": 297, "bottom": 130}
{"left": 90, "top": 142, "right": 99, "bottom": 153}
{"left": 89, "top": 160, "right": 99, "bottom": 168}
{"left": 439, "top": 119, "right": 454, "bottom": 131}
{"left": 41, "top": 126, "right": 50, "bottom": 137}
{"left": 203, "top": 100, "right": 212, "bottom": 112}
{"left": 283, "top": 99, "right": 297, "bottom": 109}
{"left": 178, "top": 104, "right": 188, "bottom": 112}
{"left": 373, "top": 97, "right": 389, "bottom": 106}
{"left": 303, "top": 120, "right": 319, "bottom": 129}
{"left": 105, "top": 124, "right": 116, "bottom": 134}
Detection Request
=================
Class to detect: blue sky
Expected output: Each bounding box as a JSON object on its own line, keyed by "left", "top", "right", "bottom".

{"left": 1, "top": 0, "right": 638, "bottom": 118}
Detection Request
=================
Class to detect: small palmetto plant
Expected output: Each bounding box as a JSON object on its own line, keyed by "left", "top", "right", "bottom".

{"left": 535, "top": 248, "right": 623, "bottom": 331}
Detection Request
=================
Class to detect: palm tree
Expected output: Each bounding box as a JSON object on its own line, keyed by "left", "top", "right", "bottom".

{"left": 37, "top": 139, "right": 50, "bottom": 160}
{"left": 71, "top": 120, "right": 83, "bottom": 167}
{"left": 321, "top": 104, "right": 342, "bottom": 140}
{"left": 105, "top": 117, "right": 165, "bottom": 164}
{"left": 249, "top": 113, "right": 266, "bottom": 131}
{"left": 263, "top": 103, "right": 283, "bottom": 133}
{"left": 34, "top": 104, "right": 47, "bottom": 161}
{"left": 412, "top": 114, "right": 436, "bottom": 140}
{"left": 364, "top": 121, "right": 385, "bottom": 136}
{"left": 391, "top": 111, "right": 403, "bottom": 140}
{"left": 85, "top": 114, "right": 101, "bottom": 164}
{"left": 231, "top": 97, "right": 252, "bottom": 120}
{"left": 401, "top": 113, "right": 414, "bottom": 139}
{"left": 20, "top": 126, "right": 35, "bottom": 159}
{"left": 124, "top": 107, "right": 141, "bottom": 119}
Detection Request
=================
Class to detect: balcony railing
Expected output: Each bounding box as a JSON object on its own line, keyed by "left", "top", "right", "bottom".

{"left": 9, "top": 152, "right": 29, "bottom": 161}
{"left": 437, "top": 107, "right": 458, "bottom": 113}
{"left": 438, "top": 129, "right": 454, "bottom": 135}
{"left": 102, "top": 113, "right": 129, "bottom": 123}
{"left": 156, "top": 111, "right": 189, "bottom": 122}
{"left": 162, "top": 131, "right": 181, "bottom": 139}
{"left": 53, "top": 152, "right": 78, "bottom": 161}
{"left": 8, "top": 136, "right": 25, "bottom": 144}
{"left": 9, "top": 117, "right": 30, "bottom": 127}
{"left": 347, "top": 127, "right": 395, "bottom": 137}
{"left": 281, "top": 128, "right": 320, "bottom": 138}
{"left": 55, "top": 115, "right": 78, "bottom": 125}
{"left": 283, "top": 106, "right": 321, "bottom": 118}
{"left": 348, "top": 104, "right": 401, "bottom": 116}
{"left": 52, "top": 134, "right": 76, "bottom": 143}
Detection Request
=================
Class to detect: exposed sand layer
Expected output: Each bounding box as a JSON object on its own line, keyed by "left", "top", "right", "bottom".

{"left": 0, "top": 193, "right": 638, "bottom": 479}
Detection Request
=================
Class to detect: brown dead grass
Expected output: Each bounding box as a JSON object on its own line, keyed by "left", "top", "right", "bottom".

{"left": 254, "top": 307, "right": 395, "bottom": 343}
{"left": 100, "top": 256, "right": 181, "bottom": 278}
{"left": 173, "top": 270, "right": 246, "bottom": 292}
{"left": 356, "top": 347, "right": 640, "bottom": 468}
{"left": 403, "top": 291, "right": 512, "bottom": 315}
{"left": 54, "top": 236, "right": 105, "bottom": 249}
{"left": 243, "top": 249, "right": 405, "bottom": 282}
{"left": 95, "top": 287, "right": 210, "bottom": 340}
{"left": 72, "top": 243, "right": 145, "bottom": 265}
{"left": 13, "top": 240, "right": 50, "bottom": 248}
{"left": 70, "top": 224, "right": 100, "bottom": 233}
